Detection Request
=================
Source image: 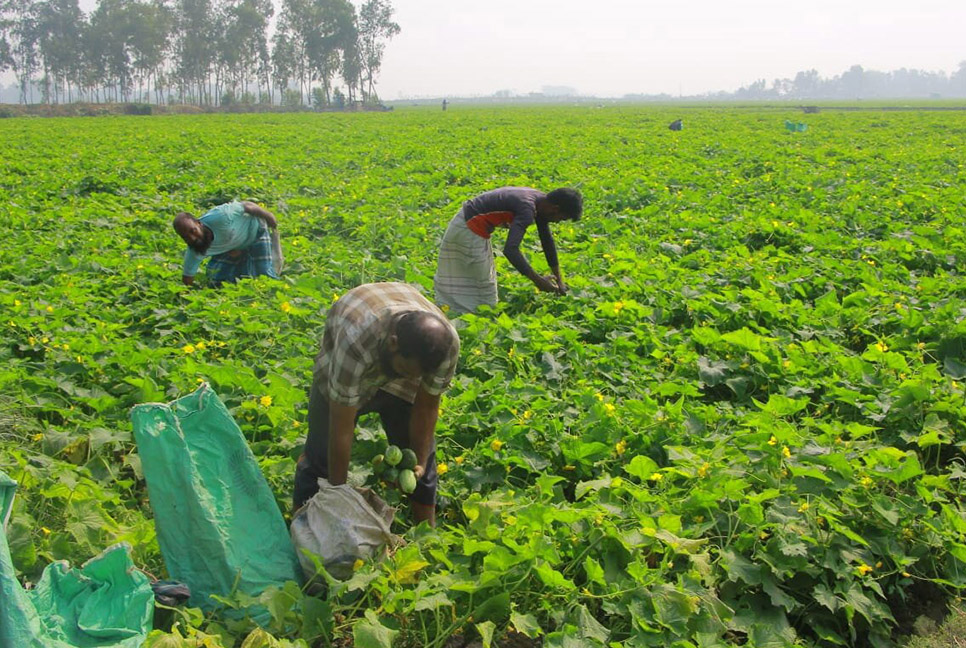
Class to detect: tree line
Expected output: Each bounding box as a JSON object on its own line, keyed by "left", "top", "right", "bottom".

{"left": 729, "top": 63, "right": 966, "bottom": 100}
{"left": 0, "top": 0, "right": 400, "bottom": 107}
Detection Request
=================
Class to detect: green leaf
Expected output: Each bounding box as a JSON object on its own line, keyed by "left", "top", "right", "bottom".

{"left": 473, "top": 592, "right": 511, "bottom": 624}
{"left": 353, "top": 610, "right": 398, "bottom": 648}
{"left": 476, "top": 621, "right": 496, "bottom": 648}
{"left": 510, "top": 610, "right": 544, "bottom": 638}
{"left": 722, "top": 327, "right": 765, "bottom": 351}
{"left": 534, "top": 562, "right": 576, "bottom": 591}
{"left": 624, "top": 455, "right": 659, "bottom": 480}
{"left": 575, "top": 604, "right": 610, "bottom": 642}
{"left": 584, "top": 556, "right": 606, "bottom": 586}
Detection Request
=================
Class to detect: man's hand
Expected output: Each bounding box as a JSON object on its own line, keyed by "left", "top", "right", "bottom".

{"left": 241, "top": 201, "right": 278, "bottom": 229}
{"left": 413, "top": 465, "right": 425, "bottom": 480}
{"left": 532, "top": 274, "right": 559, "bottom": 293}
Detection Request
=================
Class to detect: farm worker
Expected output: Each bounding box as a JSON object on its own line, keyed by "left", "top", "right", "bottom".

{"left": 293, "top": 282, "right": 460, "bottom": 526}
{"left": 172, "top": 200, "right": 279, "bottom": 286}
{"left": 434, "top": 186, "right": 583, "bottom": 315}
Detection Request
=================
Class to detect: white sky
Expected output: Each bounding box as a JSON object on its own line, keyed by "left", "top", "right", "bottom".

{"left": 378, "top": 0, "right": 965, "bottom": 98}
{"left": 52, "top": 0, "right": 966, "bottom": 98}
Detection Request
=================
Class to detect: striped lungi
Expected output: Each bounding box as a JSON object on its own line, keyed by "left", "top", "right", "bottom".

{"left": 434, "top": 210, "right": 497, "bottom": 315}
{"left": 206, "top": 221, "right": 278, "bottom": 287}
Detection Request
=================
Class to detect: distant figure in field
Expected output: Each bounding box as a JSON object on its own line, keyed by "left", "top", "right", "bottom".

{"left": 434, "top": 187, "right": 583, "bottom": 315}
{"left": 172, "top": 201, "right": 278, "bottom": 286}
{"left": 669, "top": 119, "right": 683, "bottom": 131}
{"left": 442, "top": 99, "right": 448, "bottom": 111}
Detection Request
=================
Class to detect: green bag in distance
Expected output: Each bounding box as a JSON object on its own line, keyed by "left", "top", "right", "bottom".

{"left": 130, "top": 383, "right": 302, "bottom": 615}
{"left": 1, "top": 470, "right": 154, "bottom": 648}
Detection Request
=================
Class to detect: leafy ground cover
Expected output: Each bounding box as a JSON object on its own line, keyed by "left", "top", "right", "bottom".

{"left": 1, "top": 105, "right": 966, "bottom": 647}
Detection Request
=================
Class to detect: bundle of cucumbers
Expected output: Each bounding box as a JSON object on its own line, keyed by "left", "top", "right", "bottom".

{"left": 370, "top": 444, "right": 418, "bottom": 494}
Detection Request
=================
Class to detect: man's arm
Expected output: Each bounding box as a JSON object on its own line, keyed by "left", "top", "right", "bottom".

{"left": 241, "top": 201, "right": 278, "bottom": 228}
{"left": 327, "top": 400, "right": 358, "bottom": 485}
{"left": 408, "top": 386, "right": 441, "bottom": 480}
{"left": 536, "top": 220, "right": 567, "bottom": 294}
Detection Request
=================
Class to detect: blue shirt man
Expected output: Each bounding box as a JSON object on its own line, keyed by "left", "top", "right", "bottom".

{"left": 172, "top": 201, "right": 279, "bottom": 286}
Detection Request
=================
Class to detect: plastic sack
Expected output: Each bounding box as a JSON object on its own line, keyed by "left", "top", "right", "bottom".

{"left": 270, "top": 228, "right": 284, "bottom": 276}
{"left": 130, "top": 383, "right": 302, "bottom": 616}
{"left": 290, "top": 479, "right": 400, "bottom": 581}
{"left": 1, "top": 470, "right": 153, "bottom": 648}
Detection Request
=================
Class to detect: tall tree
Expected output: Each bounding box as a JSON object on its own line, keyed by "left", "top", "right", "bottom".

{"left": 127, "top": 0, "right": 172, "bottom": 103}
{"left": 173, "top": 0, "right": 214, "bottom": 104}
{"left": 357, "top": 0, "right": 398, "bottom": 102}
{"left": 36, "top": 0, "right": 83, "bottom": 102}
{"left": 0, "top": 0, "right": 41, "bottom": 103}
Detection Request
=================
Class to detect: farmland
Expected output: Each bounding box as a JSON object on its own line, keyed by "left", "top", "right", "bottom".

{"left": 2, "top": 105, "right": 966, "bottom": 647}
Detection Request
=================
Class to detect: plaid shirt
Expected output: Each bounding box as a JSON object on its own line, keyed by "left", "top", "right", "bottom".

{"left": 312, "top": 283, "right": 460, "bottom": 406}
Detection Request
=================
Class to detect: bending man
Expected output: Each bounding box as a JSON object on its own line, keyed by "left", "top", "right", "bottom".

{"left": 293, "top": 282, "right": 460, "bottom": 526}
{"left": 173, "top": 200, "right": 278, "bottom": 286}
{"left": 434, "top": 186, "right": 583, "bottom": 315}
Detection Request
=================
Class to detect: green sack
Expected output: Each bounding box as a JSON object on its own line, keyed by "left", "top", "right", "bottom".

{"left": 130, "top": 383, "right": 302, "bottom": 616}
{"left": 1, "top": 470, "right": 153, "bottom": 648}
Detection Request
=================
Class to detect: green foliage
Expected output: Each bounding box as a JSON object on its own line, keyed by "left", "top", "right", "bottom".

{"left": 2, "top": 106, "right": 966, "bottom": 646}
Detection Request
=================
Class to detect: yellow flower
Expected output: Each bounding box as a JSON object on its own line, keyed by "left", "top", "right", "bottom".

{"left": 697, "top": 462, "right": 710, "bottom": 478}
{"left": 503, "top": 515, "right": 517, "bottom": 526}
{"left": 260, "top": 395, "right": 273, "bottom": 407}
{"left": 41, "top": 527, "right": 51, "bottom": 535}
{"left": 454, "top": 454, "right": 465, "bottom": 465}
{"left": 861, "top": 476, "right": 873, "bottom": 488}
{"left": 798, "top": 502, "right": 809, "bottom": 513}
{"left": 856, "top": 563, "right": 873, "bottom": 576}
{"left": 292, "top": 420, "right": 301, "bottom": 428}
{"left": 613, "top": 301, "right": 624, "bottom": 313}
{"left": 611, "top": 477, "right": 623, "bottom": 488}
{"left": 32, "top": 433, "right": 44, "bottom": 442}
{"left": 649, "top": 472, "right": 663, "bottom": 482}
{"left": 281, "top": 301, "right": 292, "bottom": 313}
{"left": 28, "top": 336, "right": 35, "bottom": 345}
{"left": 441, "top": 304, "right": 450, "bottom": 313}
{"left": 46, "top": 305, "right": 53, "bottom": 312}
{"left": 42, "top": 337, "right": 49, "bottom": 344}
{"left": 782, "top": 446, "right": 791, "bottom": 459}
{"left": 437, "top": 463, "right": 449, "bottom": 476}
{"left": 182, "top": 344, "right": 196, "bottom": 354}
{"left": 767, "top": 436, "right": 778, "bottom": 446}
{"left": 875, "top": 341, "right": 888, "bottom": 353}
{"left": 195, "top": 341, "right": 206, "bottom": 351}
{"left": 521, "top": 409, "right": 532, "bottom": 421}
{"left": 595, "top": 392, "right": 604, "bottom": 401}
{"left": 14, "top": 299, "right": 21, "bottom": 307}
{"left": 902, "top": 571, "right": 911, "bottom": 578}
{"left": 490, "top": 439, "right": 503, "bottom": 452}
{"left": 353, "top": 559, "right": 364, "bottom": 571}
{"left": 916, "top": 342, "right": 926, "bottom": 350}
{"left": 507, "top": 347, "right": 515, "bottom": 358}
{"left": 332, "top": 293, "right": 340, "bottom": 303}
{"left": 603, "top": 402, "right": 616, "bottom": 415}
{"left": 562, "top": 465, "right": 576, "bottom": 471}
{"left": 615, "top": 439, "right": 628, "bottom": 455}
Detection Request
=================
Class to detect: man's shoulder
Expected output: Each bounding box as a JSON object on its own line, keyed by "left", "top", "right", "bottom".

{"left": 200, "top": 201, "right": 244, "bottom": 222}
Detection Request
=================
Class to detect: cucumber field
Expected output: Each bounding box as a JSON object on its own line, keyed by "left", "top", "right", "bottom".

{"left": 2, "top": 105, "right": 966, "bottom": 647}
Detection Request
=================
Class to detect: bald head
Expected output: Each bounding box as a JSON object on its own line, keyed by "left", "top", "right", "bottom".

{"left": 395, "top": 311, "right": 455, "bottom": 374}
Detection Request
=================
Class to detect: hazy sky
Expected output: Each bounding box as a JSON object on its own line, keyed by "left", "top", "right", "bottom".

{"left": 378, "top": 0, "right": 964, "bottom": 98}
{"left": 53, "top": 0, "right": 966, "bottom": 98}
